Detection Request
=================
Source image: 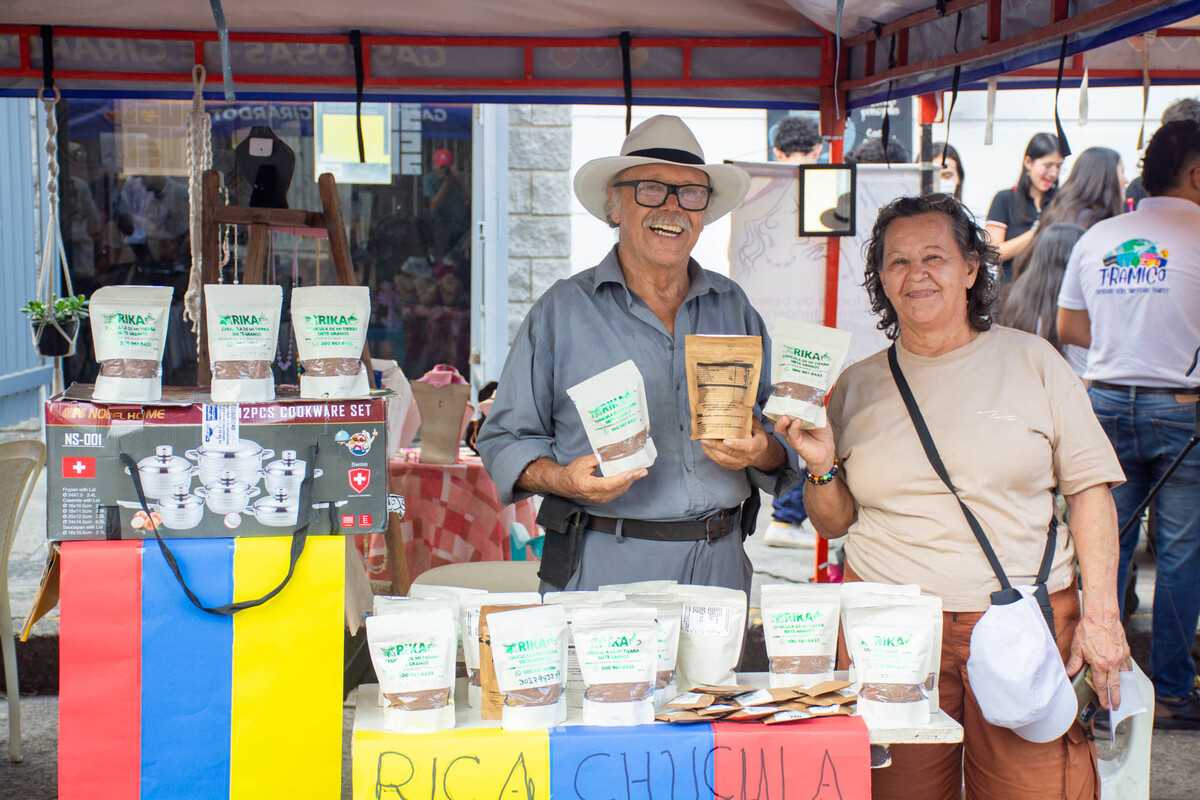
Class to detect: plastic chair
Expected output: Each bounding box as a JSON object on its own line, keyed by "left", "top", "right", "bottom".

{"left": 412, "top": 560, "right": 541, "bottom": 593}
{"left": 1098, "top": 660, "right": 1155, "bottom": 800}
{"left": 0, "top": 440, "right": 46, "bottom": 763}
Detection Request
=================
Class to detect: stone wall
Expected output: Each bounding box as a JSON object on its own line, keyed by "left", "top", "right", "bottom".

{"left": 506, "top": 105, "right": 573, "bottom": 344}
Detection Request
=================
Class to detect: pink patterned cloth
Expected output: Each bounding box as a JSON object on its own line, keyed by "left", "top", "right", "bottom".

{"left": 355, "top": 448, "right": 539, "bottom": 592}
{"left": 416, "top": 363, "right": 468, "bottom": 387}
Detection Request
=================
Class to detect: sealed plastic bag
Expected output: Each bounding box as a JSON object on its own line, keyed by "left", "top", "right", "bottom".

{"left": 571, "top": 606, "right": 658, "bottom": 725}
{"left": 488, "top": 605, "right": 569, "bottom": 729}
{"left": 366, "top": 605, "right": 457, "bottom": 731}
{"left": 761, "top": 583, "right": 841, "bottom": 687}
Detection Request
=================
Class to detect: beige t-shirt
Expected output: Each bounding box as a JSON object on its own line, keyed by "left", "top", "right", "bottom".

{"left": 828, "top": 326, "right": 1124, "bottom": 611}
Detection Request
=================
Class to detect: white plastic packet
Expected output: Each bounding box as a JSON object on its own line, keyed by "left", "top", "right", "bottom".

{"left": 618, "top": 593, "right": 684, "bottom": 708}
{"left": 672, "top": 585, "right": 748, "bottom": 690}
{"left": 844, "top": 600, "right": 938, "bottom": 727}
{"left": 762, "top": 321, "right": 852, "bottom": 427}
{"left": 488, "top": 605, "right": 569, "bottom": 729}
{"left": 461, "top": 592, "right": 542, "bottom": 709}
{"left": 570, "top": 606, "right": 658, "bottom": 726}
{"left": 90, "top": 285, "right": 173, "bottom": 403}
{"left": 761, "top": 584, "right": 842, "bottom": 688}
{"left": 366, "top": 606, "right": 457, "bottom": 731}
{"left": 408, "top": 584, "right": 486, "bottom": 663}
{"left": 599, "top": 580, "right": 679, "bottom": 595}
{"left": 204, "top": 284, "right": 283, "bottom": 402}
{"left": 371, "top": 596, "right": 459, "bottom": 706}
{"left": 841, "top": 584, "right": 943, "bottom": 710}
{"left": 292, "top": 286, "right": 371, "bottom": 398}
{"left": 543, "top": 591, "right": 626, "bottom": 710}
{"left": 566, "top": 360, "right": 657, "bottom": 477}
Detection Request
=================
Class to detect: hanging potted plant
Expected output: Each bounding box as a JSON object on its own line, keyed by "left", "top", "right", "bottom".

{"left": 22, "top": 294, "right": 88, "bottom": 358}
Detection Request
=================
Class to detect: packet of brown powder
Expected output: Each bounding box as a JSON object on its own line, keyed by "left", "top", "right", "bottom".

{"left": 684, "top": 336, "right": 763, "bottom": 440}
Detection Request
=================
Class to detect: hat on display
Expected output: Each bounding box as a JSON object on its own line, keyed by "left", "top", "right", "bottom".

{"left": 573, "top": 115, "right": 751, "bottom": 226}
{"left": 433, "top": 148, "right": 454, "bottom": 169}
{"left": 967, "top": 589, "right": 1078, "bottom": 743}
{"left": 820, "top": 193, "right": 853, "bottom": 230}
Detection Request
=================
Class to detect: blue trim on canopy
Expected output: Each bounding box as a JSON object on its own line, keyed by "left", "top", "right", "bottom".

{"left": 848, "top": 0, "right": 1200, "bottom": 110}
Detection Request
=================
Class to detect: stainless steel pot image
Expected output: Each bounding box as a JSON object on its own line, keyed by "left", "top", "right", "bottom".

{"left": 250, "top": 489, "right": 300, "bottom": 527}
{"left": 195, "top": 471, "right": 261, "bottom": 515}
{"left": 186, "top": 440, "right": 274, "bottom": 487}
{"left": 125, "top": 445, "right": 196, "bottom": 499}
{"left": 262, "top": 449, "right": 323, "bottom": 497}
{"left": 156, "top": 487, "right": 206, "bottom": 530}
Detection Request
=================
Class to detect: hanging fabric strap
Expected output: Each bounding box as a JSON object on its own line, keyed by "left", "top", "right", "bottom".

{"left": 119, "top": 445, "right": 322, "bottom": 616}
{"left": 1053, "top": 36, "right": 1072, "bottom": 157}
{"left": 1136, "top": 32, "right": 1155, "bottom": 151}
{"left": 40, "top": 26, "right": 54, "bottom": 94}
{"left": 183, "top": 65, "right": 213, "bottom": 335}
{"left": 208, "top": 0, "right": 236, "bottom": 100}
{"left": 619, "top": 31, "right": 633, "bottom": 135}
{"left": 1078, "top": 51, "right": 1090, "bottom": 127}
{"left": 887, "top": 345, "right": 1057, "bottom": 630}
{"left": 350, "top": 29, "right": 366, "bottom": 163}
{"left": 941, "top": 68, "right": 962, "bottom": 169}
{"left": 832, "top": 0, "right": 846, "bottom": 121}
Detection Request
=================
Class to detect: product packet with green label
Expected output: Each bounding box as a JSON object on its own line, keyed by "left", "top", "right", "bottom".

{"left": 570, "top": 606, "right": 659, "bottom": 726}
{"left": 205, "top": 284, "right": 282, "bottom": 402}
{"left": 761, "top": 583, "right": 842, "bottom": 688}
{"left": 844, "top": 598, "right": 941, "bottom": 727}
{"left": 366, "top": 604, "right": 457, "bottom": 731}
{"left": 763, "top": 321, "right": 851, "bottom": 428}
{"left": 616, "top": 593, "right": 683, "bottom": 709}
{"left": 371, "top": 597, "right": 460, "bottom": 707}
{"left": 566, "top": 360, "right": 656, "bottom": 477}
{"left": 292, "top": 286, "right": 371, "bottom": 399}
{"left": 543, "top": 591, "right": 626, "bottom": 711}
{"left": 90, "top": 285, "right": 173, "bottom": 402}
{"left": 487, "top": 604, "right": 568, "bottom": 729}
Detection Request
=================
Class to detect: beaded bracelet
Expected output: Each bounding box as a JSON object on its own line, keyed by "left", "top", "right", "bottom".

{"left": 805, "top": 463, "right": 839, "bottom": 486}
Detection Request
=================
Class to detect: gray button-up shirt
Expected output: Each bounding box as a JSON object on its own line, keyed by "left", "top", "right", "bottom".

{"left": 479, "top": 246, "right": 789, "bottom": 521}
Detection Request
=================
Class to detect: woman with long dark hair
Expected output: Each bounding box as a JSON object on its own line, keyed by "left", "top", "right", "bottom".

{"left": 1011, "top": 146, "right": 1125, "bottom": 279}
{"left": 1000, "top": 223, "right": 1089, "bottom": 375}
{"left": 985, "top": 133, "right": 1063, "bottom": 279}
{"left": 931, "top": 142, "right": 965, "bottom": 201}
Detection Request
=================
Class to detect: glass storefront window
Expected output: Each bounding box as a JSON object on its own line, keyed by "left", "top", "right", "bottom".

{"left": 56, "top": 98, "right": 473, "bottom": 387}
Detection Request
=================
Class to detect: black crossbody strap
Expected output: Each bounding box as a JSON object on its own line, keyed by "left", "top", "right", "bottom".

{"left": 887, "top": 345, "right": 1058, "bottom": 629}
{"left": 887, "top": 345, "right": 1012, "bottom": 592}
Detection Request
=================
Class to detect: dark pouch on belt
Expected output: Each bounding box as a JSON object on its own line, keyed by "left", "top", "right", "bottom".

{"left": 536, "top": 494, "right": 588, "bottom": 590}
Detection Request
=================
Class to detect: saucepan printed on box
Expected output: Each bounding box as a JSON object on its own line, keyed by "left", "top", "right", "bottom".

{"left": 292, "top": 286, "right": 371, "bottom": 398}
{"left": 205, "top": 284, "right": 283, "bottom": 402}
{"left": 762, "top": 321, "right": 852, "bottom": 428}
{"left": 684, "top": 335, "right": 763, "bottom": 440}
{"left": 566, "top": 360, "right": 657, "bottom": 477}
{"left": 90, "top": 286, "right": 173, "bottom": 403}
{"left": 570, "top": 606, "right": 659, "bottom": 726}
{"left": 366, "top": 605, "right": 457, "bottom": 732}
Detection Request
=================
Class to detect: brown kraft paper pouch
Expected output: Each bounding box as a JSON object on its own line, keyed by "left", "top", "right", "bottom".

{"left": 684, "top": 335, "right": 763, "bottom": 440}
{"left": 411, "top": 381, "right": 472, "bottom": 465}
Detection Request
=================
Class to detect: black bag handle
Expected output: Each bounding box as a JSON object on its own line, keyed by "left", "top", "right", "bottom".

{"left": 887, "top": 345, "right": 1057, "bottom": 629}
{"left": 119, "top": 443, "right": 319, "bottom": 616}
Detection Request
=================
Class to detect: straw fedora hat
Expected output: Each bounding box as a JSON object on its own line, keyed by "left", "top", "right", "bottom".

{"left": 573, "top": 115, "right": 751, "bottom": 226}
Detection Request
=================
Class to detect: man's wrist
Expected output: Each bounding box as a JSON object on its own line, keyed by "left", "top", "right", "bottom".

{"left": 753, "top": 436, "right": 787, "bottom": 473}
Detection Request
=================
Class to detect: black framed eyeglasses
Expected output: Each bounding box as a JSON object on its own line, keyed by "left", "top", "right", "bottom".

{"left": 612, "top": 179, "right": 713, "bottom": 212}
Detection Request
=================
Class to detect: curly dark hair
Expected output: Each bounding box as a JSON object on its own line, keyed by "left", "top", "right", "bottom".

{"left": 863, "top": 193, "right": 1000, "bottom": 340}
{"left": 1143, "top": 119, "right": 1200, "bottom": 196}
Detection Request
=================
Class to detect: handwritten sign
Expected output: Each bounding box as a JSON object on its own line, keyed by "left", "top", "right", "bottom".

{"left": 551, "top": 723, "right": 715, "bottom": 799}
{"left": 353, "top": 727, "right": 551, "bottom": 800}
{"left": 711, "top": 718, "right": 871, "bottom": 800}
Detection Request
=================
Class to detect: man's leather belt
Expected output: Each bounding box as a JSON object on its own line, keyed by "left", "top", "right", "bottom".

{"left": 587, "top": 507, "right": 739, "bottom": 542}
{"left": 1092, "top": 380, "right": 1198, "bottom": 395}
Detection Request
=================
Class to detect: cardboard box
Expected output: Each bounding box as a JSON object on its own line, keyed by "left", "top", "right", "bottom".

{"left": 46, "top": 384, "right": 389, "bottom": 540}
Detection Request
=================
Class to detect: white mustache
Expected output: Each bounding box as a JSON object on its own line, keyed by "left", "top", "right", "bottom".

{"left": 644, "top": 212, "right": 692, "bottom": 232}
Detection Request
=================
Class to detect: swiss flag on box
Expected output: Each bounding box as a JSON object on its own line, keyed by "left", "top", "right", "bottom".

{"left": 61, "top": 456, "right": 96, "bottom": 479}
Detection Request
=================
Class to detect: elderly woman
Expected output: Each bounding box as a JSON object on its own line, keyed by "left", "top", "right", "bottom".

{"left": 777, "top": 194, "right": 1130, "bottom": 799}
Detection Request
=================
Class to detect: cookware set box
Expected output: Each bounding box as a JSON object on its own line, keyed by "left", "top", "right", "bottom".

{"left": 45, "top": 384, "right": 390, "bottom": 540}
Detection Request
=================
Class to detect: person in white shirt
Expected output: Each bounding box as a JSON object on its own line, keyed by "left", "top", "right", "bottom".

{"left": 1058, "top": 119, "right": 1200, "bottom": 728}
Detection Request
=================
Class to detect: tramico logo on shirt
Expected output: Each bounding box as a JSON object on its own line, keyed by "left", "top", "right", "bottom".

{"left": 1097, "top": 238, "right": 1169, "bottom": 291}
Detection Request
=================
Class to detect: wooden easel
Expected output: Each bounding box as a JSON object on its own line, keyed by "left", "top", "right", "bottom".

{"left": 196, "top": 170, "right": 376, "bottom": 387}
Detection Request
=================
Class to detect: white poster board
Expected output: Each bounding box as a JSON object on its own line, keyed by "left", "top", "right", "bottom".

{"left": 728, "top": 161, "right": 921, "bottom": 367}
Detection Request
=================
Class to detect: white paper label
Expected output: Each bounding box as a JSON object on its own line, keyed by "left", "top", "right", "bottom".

{"left": 249, "top": 137, "right": 274, "bottom": 157}
{"left": 202, "top": 404, "right": 240, "bottom": 450}
{"left": 668, "top": 692, "right": 704, "bottom": 707}
{"left": 682, "top": 605, "right": 732, "bottom": 636}
{"left": 734, "top": 689, "right": 775, "bottom": 707}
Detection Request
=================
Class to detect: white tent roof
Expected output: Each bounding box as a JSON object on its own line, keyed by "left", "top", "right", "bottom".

{"left": 1, "top": 0, "right": 1196, "bottom": 108}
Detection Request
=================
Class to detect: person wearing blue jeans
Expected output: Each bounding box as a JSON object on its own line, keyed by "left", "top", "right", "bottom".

{"left": 1059, "top": 118, "right": 1200, "bottom": 727}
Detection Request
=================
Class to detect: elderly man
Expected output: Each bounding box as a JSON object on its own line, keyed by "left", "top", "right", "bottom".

{"left": 479, "top": 115, "right": 792, "bottom": 592}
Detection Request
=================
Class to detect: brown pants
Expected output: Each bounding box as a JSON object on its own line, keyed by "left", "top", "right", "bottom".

{"left": 844, "top": 568, "right": 1099, "bottom": 800}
